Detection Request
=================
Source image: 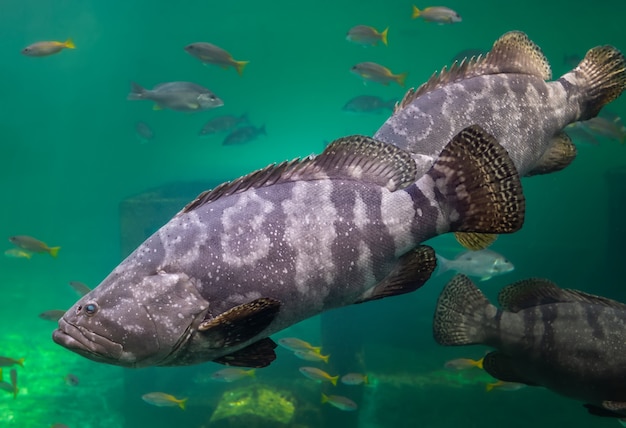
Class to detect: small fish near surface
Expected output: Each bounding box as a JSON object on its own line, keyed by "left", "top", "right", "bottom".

{"left": 199, "top": 114, "right": 249, "bottom": 137}
{"left": 433, "top": 275, "right": 626, "bottom": 419}
{"left": 411, "top": 5, "right": 461, "bottom": 24}
{"left": 53, "top": 124, "right": 525, "bottom": 369}
{"left": 351, "top": 62, "right": 407, "bottom": 86}
{"left": 22, "top": 39, "right": 75, "bottom": 56}
{"left": 222, "top": 124, "right": 266, "bottom": 145}
{"left": 142, "top": 392, "right": 187, "bottom": 410}
{"left": 9, "top": 235, "right": 60, "bottom": 258}
{"left": 342, "top": 95, "right": 396, "bottom": 114}
{"left": 436, "top": 249, "right": 514, "bottom": 281}
{"left": 184, "top": 42, "right": 249, "bottom": 76}
{"left": 127, "top": 81, "right": 223, "bottom": 112}
{"left": 346, "top": 25, "right": 388, "bottom": 47}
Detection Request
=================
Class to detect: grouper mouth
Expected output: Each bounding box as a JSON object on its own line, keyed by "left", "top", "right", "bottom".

{"left": 53, "top": 318, "right": 124, "bottom": 365}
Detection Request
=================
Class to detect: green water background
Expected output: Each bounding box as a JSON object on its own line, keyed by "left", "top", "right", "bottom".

{"left": 0, "top": 0, "right": 625, "bottom": 426}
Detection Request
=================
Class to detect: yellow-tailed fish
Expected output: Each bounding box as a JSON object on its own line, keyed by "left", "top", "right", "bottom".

{"left": 277, "top": 337, "right": 322, "bottom": 354}
{"left": 4, "top": 248, "right": 32, "bottom": 259}
{"left": 22, "top": 39, "right": 75, "bottom": 56}
{"left": 294, "top": 350, "right": 330, "bottom": 363}
{"left": 184, "top": 42, "right": 249, "bottom": 76}
{"left": 486, "top": 380, "right": 527, "bottom": 392}
{"left": 299, "top": 367, "right": 338, "bottom": 385}
{"left": 321, "top": 393, "right": 358, "bottom": 411}
{"left": 346, "top": 25, "right": 388, "bottom": 46}
{"left": 350, "top": 62, "right": 407, "bottom": 86}
{"left": 9, "top": 235, "right": 60, "bottom": 257}
{"left": 0, "top": 357, "right": 24, "bottom": 367}
{"left": 411, "top": 5, "right": 461, "bottom": 23}
{"left": 210, "top": 368, "right": 255, "bottom": 382}
{"left": 141, "top": 392, "right": 187, "bottom": 410}
{"left": 341, "top": 372, "right": 369, "bottom": 385}
{"left": 444, "top": 357, "right": 484, "bottom": 370}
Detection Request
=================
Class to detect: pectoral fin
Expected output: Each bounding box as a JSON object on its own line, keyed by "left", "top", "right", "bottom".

{"left": 482, "top": 351, "right": 539, "bottom": 386}
{"left": 213, "top": 337, "right": 277, "bottom": 368}
{"left": 198, "top": 298, "right": 281, "bottom": 348}
{"left": 356, "top": 245, "right": 436, "bottom": 303}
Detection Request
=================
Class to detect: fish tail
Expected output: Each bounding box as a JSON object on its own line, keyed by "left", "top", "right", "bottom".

{"left": 321, "top": 393, "right": 329, "bottom": 404}
{"left": 178, "top": 397, "right": 188, "bottom": 410}
{"left": 434, "top": 254, "right": 450, "bottom": 276}
{"left": 569, "top": 45, "right": 626, "bottom": 120}
{"left": 321, "top": 354, "right": 330, "bottom": 364}
{"left": 63, "top": 38, "right": 76, "bottom": 49}
{"left": 247, "top": 369, "right": 256, "bottom": 377}
{"left": 475, "top": 357, "right": 485, "bottom": 370}
{"left": 380, "top": 27, "right": 389, "bottom": 46}
{"left": 433, "top": 275, "right": 496, "bottom": 346}
{"left": 363, "top": 375, "right": 369, "bottom": 385}
{"left": 330, "top": 375, "right": 338, "bottom": 386}
{"left": 485, "top": 381, "right": 497, "bottom": 392}
{"left": 395, "top": 72, "right": 408, "bottom": 87}
{"left": 48, "top": 247, "right": 60, "bottom": 258}
{"left": 16, "top": 358, "right": 24, "bottom": 367}
{"left": 127, "top": 82, "right": 147, "bottom": 100}
{"left": 427, "top": 125, "right": 525, "bottom": 236}
{"left": 311, "top": 345, "right": 322, "bottom": 354}
{"left": 235, "top": 60, "right": 249, "bottom": 76}
{"left": 411, "top": 5, "right": 421, "bottom": 19}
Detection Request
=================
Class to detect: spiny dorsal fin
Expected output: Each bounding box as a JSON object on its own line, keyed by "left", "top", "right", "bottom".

{"left": 396, "top": 31, "right": 551, "bottom": 113}
{"left": 525, "top": 132, "right": 577, "bottom": 177}
{"left": 180, "top": 135, "right": 417, "bottom": 214}
{"left": 355, "top": 245, "right": 436, "bottom": 304}
{"left": 498, "top": 278, "right": 626, "bottom": 312}
{"left": 428, "top": 125, "right": 525, "bottom": 235}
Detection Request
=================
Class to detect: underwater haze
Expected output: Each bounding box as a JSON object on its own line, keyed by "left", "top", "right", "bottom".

{"left": 1, "top": 0, "right": 625, "bottom": 427}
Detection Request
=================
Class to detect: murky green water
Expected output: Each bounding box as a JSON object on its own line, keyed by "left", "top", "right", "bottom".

{"left": 1, "top": 0, "right": 625, "bottom": 427}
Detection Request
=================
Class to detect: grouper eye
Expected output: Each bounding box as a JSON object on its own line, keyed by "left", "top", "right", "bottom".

{"left": 84, "top": 303, "right": 99, "bottom": 316}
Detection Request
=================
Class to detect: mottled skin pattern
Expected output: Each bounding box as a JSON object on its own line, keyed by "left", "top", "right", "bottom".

{"left": 56, "top": 177, "right": 440, "bottom": 367}
{"left": 375, "top": 73, "right": 580, "bottom": 177}
{"left": 434, "top": 275, "right": 626, "bottom": 415}
{"left": 492, "top": 303, "right": 626, "bottom": 405}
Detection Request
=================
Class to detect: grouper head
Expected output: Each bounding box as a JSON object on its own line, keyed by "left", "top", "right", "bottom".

{"left": 52, "top": 271, "right": 210, "bottom": 368}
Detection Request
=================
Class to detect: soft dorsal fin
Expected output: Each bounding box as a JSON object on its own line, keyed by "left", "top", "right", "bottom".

{"left": 396, "top": 31, "right": 552, "bottom": 113}
{"left": 498, "top": 278, "right": 626, "bottom": 312}
{"left": 180, "top": 135, "right": 417, "bottom": 214}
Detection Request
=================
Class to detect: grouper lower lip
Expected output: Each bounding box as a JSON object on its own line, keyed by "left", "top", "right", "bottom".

{"left": 53, "top": 318, "right": 124, "bottom": 364}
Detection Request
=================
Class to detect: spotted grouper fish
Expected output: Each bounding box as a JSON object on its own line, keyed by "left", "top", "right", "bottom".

{"left": 374, "top": 31, "right": 625, "bottom": 249}
{"left": 433, "top": 275, "right": 626, "bottom": 419}
{"left": 53, "top": 125, "right": 525, "bottom": 368}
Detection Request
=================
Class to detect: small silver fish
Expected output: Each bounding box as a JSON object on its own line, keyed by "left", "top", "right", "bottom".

{"left": 294, "top": 350, "right": 329, "bottom": 363}
{"left": 9, "top": 235, "right": 60, "bottom": 257}
{"left": 39, "top": 310, "right": 66, "bottom": 322}
{"left": 350, "top": 62, "right": 407, "bottom": 86}
{"left": 127, "top": 82, "right": 223, "bottom": 112}
{"left": 299, "top": 367, "right": 338, "bottom": 385}
{"left": 69, "top": 281, "right": 91, "bottom": 297}
{"left": 210, "top": 368, "right": 255, "bottom": 382}
{"left": 321, "top": 393, "right": 358, "bottom": 411}
{"left": 346, "top": 25, "right": 388, "bottom": 46}
{"left": 4, "top": 248, "right": 32, "bottom": 259}
{"left": 222, "top": 124, "right": 266, "bottom": 145}
{"left": 342, "top": 95, "right": 396, "bottom": 114}
{"left": 411, "top": 5, "right": 461, "bottom": 24}
{"left": 184, "top": 42, "right": 249, "bottom": 76}
{"left": 135, "top": 121, "right": 154, "bottom": 143}
{"left": 436, "top": 249, "right": 513, "bottom": 281}
{"left": 199, "top": 114, "right": 249, "bottom": 137}
{"left": 141, "top": 392, "right": 187, "bottom": 410}
{"left": 341, "top": 373, "right": 368, "bottom": 385}
{"left": 277, "top": 337, "right": 322, "bottom": 353}
{"left": 577, "top": 115, "right": 626, "bottom": 144}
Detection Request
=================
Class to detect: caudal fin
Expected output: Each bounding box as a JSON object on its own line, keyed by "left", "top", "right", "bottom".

{"left": 235, "top": 60, "right": 249, "bottom": 76}
{"left": 427, "top": 125, "right": 525, "bottom": 235}
{"left": 433, "top": 274, "right": 495, "bottom": 346}
{"left": 127, "top": 82, "right": 147, "bottom": 100}
{"left": 570, "top": 45, "right": 626, "bottom": 120}
{"left": 48, "top": 247, "right": 60, "bottom": 258}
